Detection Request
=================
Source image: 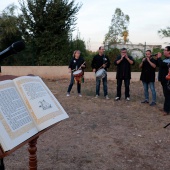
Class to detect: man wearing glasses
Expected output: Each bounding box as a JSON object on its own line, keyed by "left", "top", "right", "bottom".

{"left": 114, "top": 48, "right": 135, "bottom": 101}
{"left": 157, "top": 46, "right": 170, "bottom": 116}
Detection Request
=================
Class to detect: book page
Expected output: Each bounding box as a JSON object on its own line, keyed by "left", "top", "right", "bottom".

{"left": 14, "top": 76, "right": 69, "bottom": 131}
{"left": 0, "top": 80, "right": 38, "bottom": 151}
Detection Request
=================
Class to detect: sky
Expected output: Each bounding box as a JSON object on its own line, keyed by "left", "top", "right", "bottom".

{"left": 1, "top": 0, "right": 170, "bottom": 51}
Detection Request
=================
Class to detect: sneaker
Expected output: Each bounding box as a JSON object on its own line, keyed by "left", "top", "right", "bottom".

{"left": 115, "top": 97, "right": 120, "bottom": 101}
{"left": 105, "top": 95, "right": 110, "bottom": 100}
{"left": 150, "top": 102, "right": 156, "bottom": 106}
{"left": 141, "top": 100, "right": 149, "bottom": 103}
{"left": 78, "top": 94, "right": 82, "bottom": 97}
{"left": 66, "top": 93, "right": 70, "bottom": 97}
{"left": 95, "top": 95, "right": 99, "bottom": 98}
{"left": 126, "top": 97, "right": 130, "bottom": 101}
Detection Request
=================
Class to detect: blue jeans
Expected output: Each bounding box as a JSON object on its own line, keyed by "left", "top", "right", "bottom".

{"left": 67, "top": 74, "right": 81, "bottom": 93}
{"left": 96, "top": 75, "right": 108, "bottom": 96}
{"left": 142, "top": 81, "right": 156, "bottom": 102}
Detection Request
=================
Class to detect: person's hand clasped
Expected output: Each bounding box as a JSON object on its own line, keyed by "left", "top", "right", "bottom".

{"left": 125, "top": 55, "right": 129, "bottom": 60}
{"left": 121, "top": 55, "right": 125, "bottom": 60}
{"left": 146, "top": 57, "right": 150, "bottom": 62}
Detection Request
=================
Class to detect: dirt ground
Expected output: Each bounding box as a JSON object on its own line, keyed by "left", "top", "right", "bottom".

{"left": 3, "top": 78, "right": 170, "bottom": 170}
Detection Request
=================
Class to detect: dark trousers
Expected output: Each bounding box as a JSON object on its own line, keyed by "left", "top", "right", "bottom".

{"left": 116, "top": 79, "right": 130, "bottom": 99}
{"left": 0, "top": 158, "right": 5, "bottom": 170}
{"left": 67, "top": 74, "right": 81, "bottom": 94}
{"left": 161, "top": 81, "right": 170, "bottom": 114}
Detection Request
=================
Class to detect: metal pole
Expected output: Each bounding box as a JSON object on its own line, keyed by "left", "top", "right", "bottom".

{"left": 144, "top": 42, "right": 146, "bottom": 53}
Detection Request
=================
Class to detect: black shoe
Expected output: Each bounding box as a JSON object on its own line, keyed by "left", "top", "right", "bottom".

{"left": 150, "top": 102, "right": 156, "bottom": 106}
{"left": 141, "top": 100, "right": 149, "bottom": 103}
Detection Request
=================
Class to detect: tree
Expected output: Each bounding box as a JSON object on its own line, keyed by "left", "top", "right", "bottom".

{"left": 0, "top": 4, "right": 22, "bottom": 51}
{"left": 71, "top": 39, "right": 86, "bottom": 56}
{"left": 18, "top": 0, "right": 82, "bottom": 65}
{"left": 0, "top": 4, "right": 25, "bottom": 65}
{"left": 104, "top": 8, "right": 130, "bottom": 46}
{"left": 158, "top": 27, "right": 170, "bottom": 39}
{"left": 70, "top": 30, "right": 87, "bottom": 58}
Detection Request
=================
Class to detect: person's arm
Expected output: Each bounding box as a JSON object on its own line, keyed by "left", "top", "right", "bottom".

{"left": 114, "top": 56, "right": 122, "bottom": 65}
{"left": 117, "top": 57, "right": 124, "bottom": 64}
{"left": 157, "top": 58, "right": 168, "bottom": 68}
{"left": 157, "top": 52, "right": 168, "bottom": 68}
{"left": 125, "top": 55, "right": 134, "bottom": 65}
{"left": 139, "top": 58, "right": 146, "bottom": 68}
{"left": 147, "top": 58, "right": 156, "bottom": 68}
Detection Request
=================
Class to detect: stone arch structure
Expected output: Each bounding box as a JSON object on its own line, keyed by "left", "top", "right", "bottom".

{"left": 129, "top": 48, "right": 144, "bottom": 59}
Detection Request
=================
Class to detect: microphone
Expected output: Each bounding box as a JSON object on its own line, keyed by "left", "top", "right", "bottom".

{"left": 0, "top": 40, "right": 25, "bottom": 61}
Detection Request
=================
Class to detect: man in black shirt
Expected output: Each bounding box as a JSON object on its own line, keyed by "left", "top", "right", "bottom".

{"left": 157, "top": 46, "right": 170, "bottom": 115}
{"left": 139, "top": 50, "right": 157, "bottom": 106}
{"left": 114, "top": 48, "right": 135, "bottom": 101}
{"left": 91, "top": 46, "right": 110, "bottom": 99}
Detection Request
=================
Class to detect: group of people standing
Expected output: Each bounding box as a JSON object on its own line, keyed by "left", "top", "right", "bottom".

{"left": 66, "top": 46, "right": 170, "bottom": 116}
{"left": 139, "top": 46, "right": 170, "bottom": 116}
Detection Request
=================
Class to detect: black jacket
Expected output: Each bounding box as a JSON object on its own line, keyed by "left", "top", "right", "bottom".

{"left": 68, "top": 56, "right": 85, "bottom": 71}
{"left": 91, "top": 54, "right": 110, "bottom": 71}
{"left": 114, "top": 55, "right": 135, "bottom": 79}
{"left": 157, "top": 57, "right": 170, "bottom": 83}
{"left": 140, "top": 58, "right": 157, "bottom": 83}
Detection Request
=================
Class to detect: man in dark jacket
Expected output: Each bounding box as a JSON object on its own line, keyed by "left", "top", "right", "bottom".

{"left": 91, "top": 46, "right": 110, "bottom": 99}
{"left": 114, "top": 48, "right": 135, "bottom": 101}
{"left": 157, "top": 46, "right": 170, "bottom": 115}
{"left": 139, "top": 50, "right": 157, "bottom": 106}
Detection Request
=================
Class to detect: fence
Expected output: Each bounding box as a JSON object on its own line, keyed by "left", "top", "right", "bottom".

{"left": 0, "top": 66, "right": 154, "bottom": 81}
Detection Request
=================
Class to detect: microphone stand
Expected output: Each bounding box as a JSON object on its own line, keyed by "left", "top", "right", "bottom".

{"left": 0, "top": 158, "right": 5, "bottom": 170}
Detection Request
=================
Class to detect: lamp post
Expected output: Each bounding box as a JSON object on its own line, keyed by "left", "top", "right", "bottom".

{"left": 143, "top": 42, "right": 146, "bottom": 54}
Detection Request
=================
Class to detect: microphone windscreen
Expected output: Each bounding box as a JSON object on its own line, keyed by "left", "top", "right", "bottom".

{"left": 12, "top": 41, "right": 25, "bottom": 52}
